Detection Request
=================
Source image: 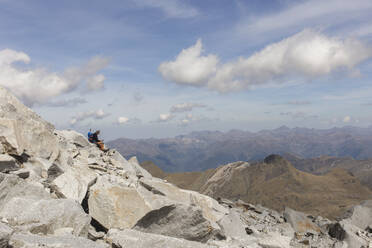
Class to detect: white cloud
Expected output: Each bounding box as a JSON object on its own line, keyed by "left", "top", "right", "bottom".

{"left": 70, "top": 109, "right": 110, "bottom": 126}
{"left": 131, "top": 0, "right": 199, "bottom": 18}
{"left": 159, "top": 30, "right": 372, "bottom": 92}
{"left": 45, "top": 97, "right": 87, "bottom": 107}
{"left": 180, "top": 113, "right": 194, "bottom": 125}
{"left": 157, "top": 113, "right": 174, "bottom": 122}
{"left": 178, "top": 113, "right": 213, "bottom": 126}
{"left": 64, "top": 56, "right": 109, "bottom": 92}
{"left": 0, "top": 49, "right": 109, "bottom": 106}
{"left": 236, "top": 0, "right": 372, "bottom": 37}
{"left": 170, "top": 103, "right": 206, "bottom": 113}
{"left": 280, "top": 111, "right": 318, "bottom": 119}
{"left": 117, "top": 116, "right": 129, "bottom": 124}
{"left": 159, "top": 39, "right": 218, "bottom": 86}
{"left": 343, "top": 116, "right": 351, "bottom": 123}
{"left": 95, "top": 109, "right": 109, "bottom": 119}
{"left": 86, "top": 74, "right": 105, "bottom": 91}
{"left": 286, "top": 100, "right": 311, "bottom": 105}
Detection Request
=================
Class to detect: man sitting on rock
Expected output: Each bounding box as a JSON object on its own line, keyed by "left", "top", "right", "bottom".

{"left": 89, "top": 130, "right": 108, "bottom": 151}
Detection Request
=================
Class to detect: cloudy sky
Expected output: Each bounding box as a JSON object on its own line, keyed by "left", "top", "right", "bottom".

{"left": 1, "top": 0, "right": 372, "bottom": 140}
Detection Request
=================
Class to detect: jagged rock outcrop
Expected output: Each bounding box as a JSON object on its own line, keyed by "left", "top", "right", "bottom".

{"left": 0, "top": 87, "right": 59, "bottom": 160}
{"left": 0, "top": 86, "right": 371, "bottom": 247}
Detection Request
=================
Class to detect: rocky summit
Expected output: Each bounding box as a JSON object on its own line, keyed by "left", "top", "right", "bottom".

{"left": 0, "top": 85, "right": 371, "bottom": 248}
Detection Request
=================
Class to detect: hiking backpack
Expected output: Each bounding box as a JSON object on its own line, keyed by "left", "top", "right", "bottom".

{"left": 87, "top": 131, "right": 94, "bottom": 143}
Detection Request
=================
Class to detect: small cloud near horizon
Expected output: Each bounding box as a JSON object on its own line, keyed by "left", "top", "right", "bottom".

{"left": 70, "top": 109, "right": 110, "bottom": 126}
{"left": 170, "top": 102, "right": 207, "bottom": 113}
{"left": 43, "top": 97, "right": 87, "bottom": 108}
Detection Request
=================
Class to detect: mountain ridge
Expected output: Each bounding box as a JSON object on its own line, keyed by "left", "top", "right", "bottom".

{"left": 109, "top": 126, "right": 372, "bottom": 172}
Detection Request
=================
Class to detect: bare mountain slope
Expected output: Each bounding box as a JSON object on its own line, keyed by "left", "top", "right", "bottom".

{"left": 283, "top": 154, "right": 372, "bottom": 190}
{"left": 142, "top": 155, "right": 372, "bottom": 219}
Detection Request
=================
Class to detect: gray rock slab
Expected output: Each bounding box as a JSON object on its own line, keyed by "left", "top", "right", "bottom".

{"left": 0, "top": 198, "right": 90, "bottom": 237}
{"left": 9, "top": 233, "right": 109, "bottom": 248}
{"left": 56, "top": 130, "right": 90, "bottom": 148}
{"left": 0, "top": 173, "right": 50, "bottom": 210}
{"left": 217, "top": 209, "right": 248, "bottom": 239}
{"left": 52, "top": 166, "right": 97, "bottom": 204}
{"left": 107, "top": 229, "right": 216, "bottom": 248}
{"left": 128, "top": 156, "right": 152, "bottom": 178}
{"left": 257, "top": 232, "right": 292, "bottom": 248}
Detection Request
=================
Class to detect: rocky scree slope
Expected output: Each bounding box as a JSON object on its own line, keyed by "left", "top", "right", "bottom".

{"left": 0, "top": 86, "right": 371, "bottom": 247}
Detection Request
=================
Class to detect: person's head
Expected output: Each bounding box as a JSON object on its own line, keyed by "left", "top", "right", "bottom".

{"left": 95, "top": 130, "right": 100, "bottom": 135}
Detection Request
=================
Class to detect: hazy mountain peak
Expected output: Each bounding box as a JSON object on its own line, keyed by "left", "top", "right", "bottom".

{"left": 264, "top": 154, "right": 288, "bottom": 165}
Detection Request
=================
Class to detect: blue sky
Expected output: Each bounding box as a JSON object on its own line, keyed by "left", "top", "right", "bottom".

{"left": 1, "top": 0, "right": 372, "bottom": 140}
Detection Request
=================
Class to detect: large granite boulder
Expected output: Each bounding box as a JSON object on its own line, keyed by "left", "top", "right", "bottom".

{"left": 283, "top": 208, "right": 320, "bottom": 233}
{"left": 342, "top": 200, "right": 372, "bottom": 230}
{"left": 217, "top": 209, "right": 249, "bottom": 239}
{"left": 88, "top": 176, "right": 153, "bottom": 230}
{"left": 52, "top": 166, "right": 97, "bottom": 204}
{"left": 337, "top": 200, "right": 372, "bottom": 247}
{"left": 134, "top": 204, "right": 225, "bottom": 243}
{"left": 139, "top": 177, "right": 228, "bottom": 226}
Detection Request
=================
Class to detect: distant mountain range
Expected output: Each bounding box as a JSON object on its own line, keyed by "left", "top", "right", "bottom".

{"left": 141, "top": 155, "right": 372, "bottom": 219}
{"left": 108, "top": 125, "right": 372, "bottom": 172}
